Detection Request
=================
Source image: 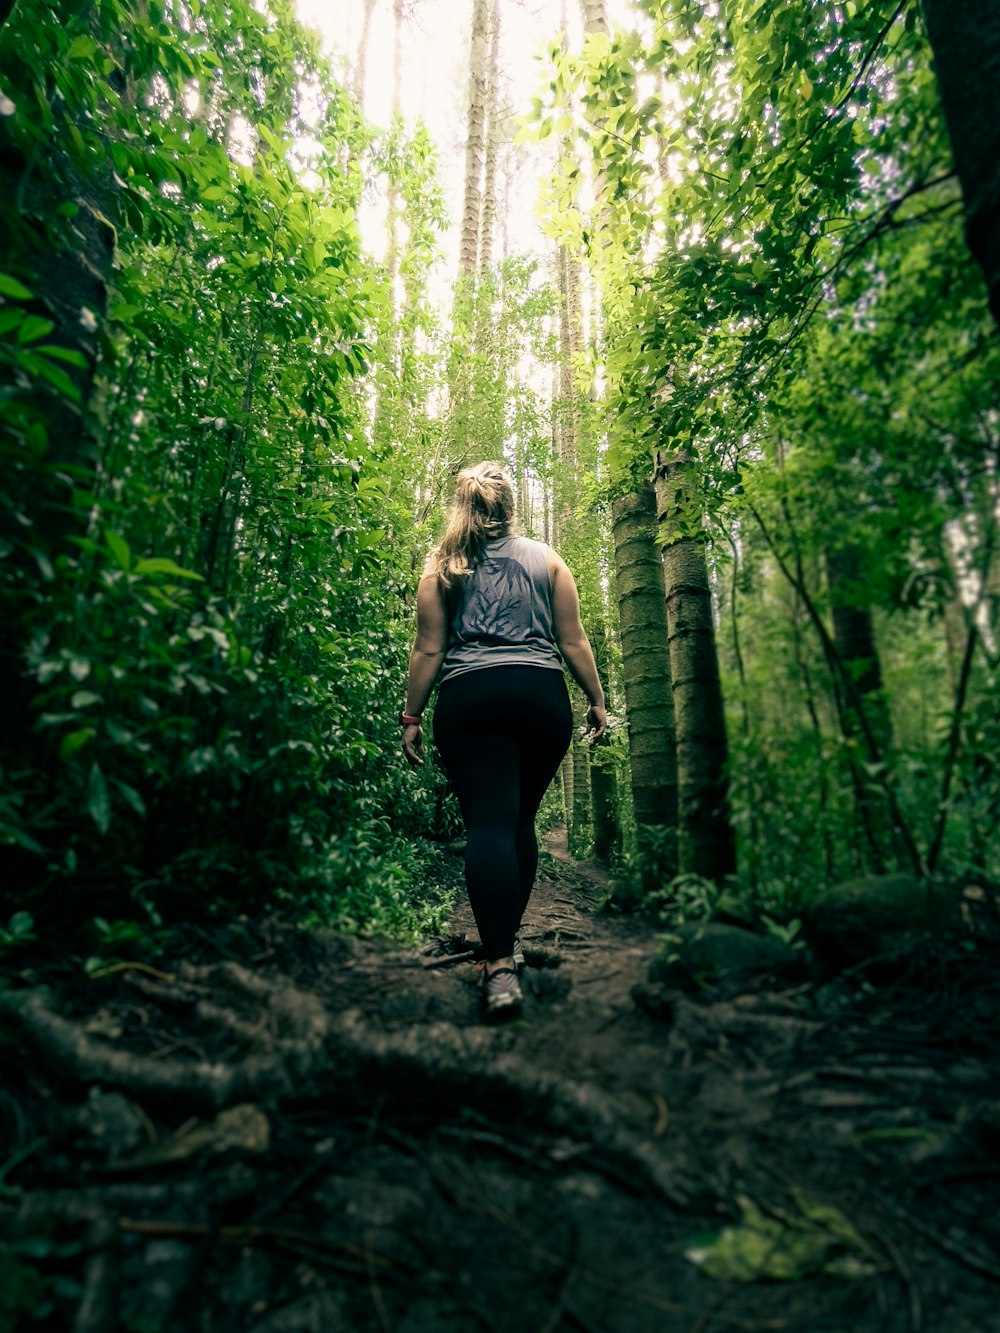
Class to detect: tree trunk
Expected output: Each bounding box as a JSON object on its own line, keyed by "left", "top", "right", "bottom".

{"left": 590, "top": 754, "right": 617, "bottom": 862}
{"left": 611, "top": 487, "right": 678, "bottom": 876}
{"left": 554, "top": 243, "right": 593, "bottom": 857}
{"left": 570, "top": 700, "right": 592, "bottom": 856}
{"left": 655, "top": 448, "right": 736, "bottom": 883}
{"left": 383, "top": 0, "right": 404, "bottom": 289}
{"left": 824, "top": 544, "right": 896, "bottom": 871}
{"left": 352, "top": 0, "right": 378, "bottom": 110}
{"left": 478, "top": 0, "right": 501, "bottom": 278}
{"left": 580, "top": 0, "right": 609, "bottom": 36}
{"left": 459, "top": 0, "right": 490, "bottom": 279}
{"left": 922, "top": 0, "right": 1000, "bottom": 328}
{"left": 560, "top": 751, "right": 574, "bottom": 841}
{"left": 824, "top": 545, "right": 893, "bottom": 750}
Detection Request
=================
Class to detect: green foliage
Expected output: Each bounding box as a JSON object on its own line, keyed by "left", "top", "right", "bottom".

{"left": 0, "top": 910, "right": 36, "bottom": 955}
{"left": 0, "top": 0, "right": 454, "bottom": 937}
{"left": 533, "top": 0, "right": 1000, "bottom": 900}
{"left": 686, "top": 1191, "right": 880, "bottom": 1283}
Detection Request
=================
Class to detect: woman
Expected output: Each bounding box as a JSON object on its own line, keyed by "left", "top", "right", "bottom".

{"left": 401, "top": 462, "right": 607, "bottom": 1018}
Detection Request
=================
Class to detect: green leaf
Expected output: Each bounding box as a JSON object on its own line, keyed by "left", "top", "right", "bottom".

{"left": 36, "top": 344, "right": 88, "bottom": 368}
{"left": 59, "top": 727, "right": 97, "bottom": 760}
{"left": 0, "top": 274, "right": 33, "bottom": 300}
{"left": 87, "top": 762, "right": 112, "bottom": 835}
{"left": 70, "top": 690, "right": 101, "bottom": 709}
{"left": 17, "top": 315, "right": 55, "bottom": 344}
{"left": 25, "top": 354, "right": 82, "bottom": 402}
{"left": 104, "top": 529, "right": 131, "bottom": 571}
{"left": 66, "top": 34, "right": 98, "bottom": 60}
{"left": 132, "top": 557, "right": 203, "bottom": 581}
{"left": 111, "top": 778, "right": 146, "bottom": 818}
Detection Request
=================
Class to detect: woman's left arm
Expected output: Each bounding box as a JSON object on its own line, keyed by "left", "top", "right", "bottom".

{"left": 402, "top": 575, "right": 447, "bottom": 766}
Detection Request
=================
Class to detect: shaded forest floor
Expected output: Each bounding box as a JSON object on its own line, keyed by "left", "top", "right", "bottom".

{"left": 3, "top": 835, "right": 1000, "bottom": 1332}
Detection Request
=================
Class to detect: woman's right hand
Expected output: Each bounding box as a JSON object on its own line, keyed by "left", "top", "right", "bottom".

{"left": 585, "top": 704, "right": 608, "bottom": 741}
{"left": 402, "top": 723, "right": 424, "bottom": 767}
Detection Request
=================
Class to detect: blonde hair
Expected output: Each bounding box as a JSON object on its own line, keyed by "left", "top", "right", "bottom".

{"left": 425, "top": 461, "right": 515, "bottom": 588}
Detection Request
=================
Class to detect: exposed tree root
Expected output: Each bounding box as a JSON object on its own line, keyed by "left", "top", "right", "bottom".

{"left": 0, "top": 963, "right": 695, "bottom": 1207}
{"left": 0, "top": 987, "right": 305, "bottom": 1110}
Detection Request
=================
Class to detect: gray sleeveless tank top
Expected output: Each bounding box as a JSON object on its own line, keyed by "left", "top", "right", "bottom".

{"left": 438, "top": 534, "right": 563, "bottom": 683}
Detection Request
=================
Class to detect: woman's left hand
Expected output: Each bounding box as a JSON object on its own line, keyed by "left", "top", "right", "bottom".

{"left": 402, "top": 723, "right": 424, "bottom": 767}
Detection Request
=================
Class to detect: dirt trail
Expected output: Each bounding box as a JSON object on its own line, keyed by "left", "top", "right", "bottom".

{"left": 2, "top": 840, "right": 1000, "bottom": 1332}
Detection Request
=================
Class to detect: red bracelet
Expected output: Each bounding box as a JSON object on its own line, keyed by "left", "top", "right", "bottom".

{"left": 399, "top": 712, "right": 422, "bottom": 726}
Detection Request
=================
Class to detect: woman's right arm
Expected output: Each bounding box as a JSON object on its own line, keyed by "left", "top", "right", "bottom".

{"left": 549, "top": 552, "right": 608, "bottom": 739}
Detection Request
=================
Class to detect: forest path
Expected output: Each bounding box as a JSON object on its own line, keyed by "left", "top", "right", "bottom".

{"left": 2, "top": 844, "right": 1000, "bottom": 1332}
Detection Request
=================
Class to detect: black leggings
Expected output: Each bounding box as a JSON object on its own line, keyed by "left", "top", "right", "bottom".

{"left": 433, "top": 665, "right": 573, "bottom": 960}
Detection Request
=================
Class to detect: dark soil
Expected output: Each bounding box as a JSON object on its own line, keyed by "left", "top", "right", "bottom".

{"left": 2, "top": 833, "right": 1000, "bottom": 1333}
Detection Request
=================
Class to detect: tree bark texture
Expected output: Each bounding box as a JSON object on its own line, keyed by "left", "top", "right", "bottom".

{"left": 555, "top": 243, "right": 593, "bottom": 856}
{"left": 655, "top": 451, "right": 736, "bottom": 883}
{"left": 477, "top": 0, "right": 500, "bottom": 278}
{"left": 571, "top": 699, "right": 592, "bottom": 856}
{"left": 590, "top": 755, "right": 617, "bottom": 861}
{"left": 611, "top": 487, "right": 678, "bottom": 865}
{"left": 580, "top": 0, "right": 609, "bottom": 36}
{"left": 383, "top": 0, "right": 404, "bottom": 287}
{"left": 824, "top": 545, "right": 893, "bottom": 750}
{"left": 922, "top": 0, "right": 1000, "bottom": 327}
{"left": 459, "top": 0, "right": 490, "bottom": 279}
{"left": 352, "top": 0, "right": 378, "bottom": 109}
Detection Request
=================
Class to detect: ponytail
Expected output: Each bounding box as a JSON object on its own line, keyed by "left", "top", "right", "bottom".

{"left": 425, "top": 461, "right": 516, "bottom": 588}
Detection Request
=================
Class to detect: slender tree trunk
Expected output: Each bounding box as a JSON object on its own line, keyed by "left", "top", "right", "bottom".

{"left": 478, "top": 0, "right": 501, "bottom": 278}
{"left": 655, "top": 447, "right": 736, "bottom": 883}
{"left": 459, "top": 0, "right": 490, "bottom": 280}
{"left": 790, "top": 588, "right": 836, "bottom": 880}
{"left": 352, "top": 0, "right": 378, "bottom": 109}
{"left": 922, "top": 0, "right": 1000, "bottom": 328}
{"left": 383, "top": 0, "right": 404, "bottom": 291}
{"left": 824, "top": 544, "right": 895, "bottom": 868}
{"left": 580, "top": 0, "right": 608, "bottom": 35}
{"left": 555, "top": 243, "right": 593, "bottom": 857}
{"left": 589, "top": 615, "right": 619, "bottom": 860}
{"left": 590, "top": 755, "right": 617, "bottom": 861}
{"left": 560, "top": 748, "right": 574, "bottom": 839}
{"left": 611, "top": 487, "right": 678, "bottom": 876}
{"left": 571, "top": 703, "right": 591, "bottom": 856}
{"left": 824, "top": 545, "right": 893, "bottom": 748}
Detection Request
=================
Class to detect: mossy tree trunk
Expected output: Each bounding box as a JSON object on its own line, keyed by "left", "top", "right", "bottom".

{"left": 922, "top": 0, "right": 1000, "bottom": 328}
{"left": 554, "top": 243, "right": 594, "bottom": 857}
{"left": 824, "top": 543, "right": 894, "bottom": 870}
{"left": 655, "top": 447, "right": 736, "bottom": 883}
{"left": 611, "top": 486, "right": 678, "bottom": 881}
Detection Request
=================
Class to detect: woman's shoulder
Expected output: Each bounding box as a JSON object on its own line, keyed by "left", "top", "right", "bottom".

{"left": 509, "top": 533, "right": 553, "bottom": 555}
